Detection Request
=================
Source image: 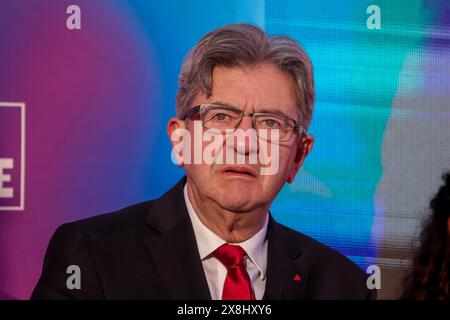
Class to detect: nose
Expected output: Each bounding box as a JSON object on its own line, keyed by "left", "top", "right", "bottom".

{"left": 233, "top": 115, "right": 258, "bottom": 155}
{"left": 237, "top": 115, "right": 254, "bottom": 130}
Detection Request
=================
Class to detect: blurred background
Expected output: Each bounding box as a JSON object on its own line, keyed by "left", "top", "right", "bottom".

{"left": 1, "top": 0, "right": 449, "bottom": 299}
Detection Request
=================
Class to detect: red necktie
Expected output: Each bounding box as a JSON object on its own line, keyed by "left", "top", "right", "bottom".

{"left": 213, "top": 244, "right": 256, "bottom": 300}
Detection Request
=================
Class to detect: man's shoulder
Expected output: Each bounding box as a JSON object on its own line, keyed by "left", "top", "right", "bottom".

{"left": 275, "top": 222, "right": 367, "bottom": 279}
{"left": 57, "top": 200, "right": 154, "bottom": 239}
{"left": 32, "top": 199, "right": 163, "bottom": 300}
{"left": 273, "top": 222, "right": 374, "bottom": 299}
{"left": 54, "top": 177, "right": 187, "bottom": 242}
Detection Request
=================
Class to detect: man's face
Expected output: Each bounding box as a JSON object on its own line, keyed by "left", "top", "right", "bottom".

{"left": 169, "top": 62, "right": 313, "bottom": 213}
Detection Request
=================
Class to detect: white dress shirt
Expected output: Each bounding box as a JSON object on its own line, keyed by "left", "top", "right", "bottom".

{"left": 183, "top": 183, "right": 269, "bottom": 300}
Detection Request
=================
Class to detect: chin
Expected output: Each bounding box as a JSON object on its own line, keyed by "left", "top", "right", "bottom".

{"left": 220, "top": 202, "right": 256, "bottom": 213}
{"left": 216, "top": 191, "right": 262, "bottom": 213}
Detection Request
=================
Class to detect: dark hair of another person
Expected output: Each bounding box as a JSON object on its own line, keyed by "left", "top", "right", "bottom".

{"left": 402, "top": 172, "right": 450, "bottom": 299}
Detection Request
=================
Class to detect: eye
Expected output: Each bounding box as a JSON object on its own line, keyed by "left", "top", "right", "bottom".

{"left": 214, "top": 113, "right": 229, "bottom": 121}
{"left": 261, "top": 118, "right": 284, "bottom": 129}
{"left": 264, "top": 119, "right": 278, "bottom": 127}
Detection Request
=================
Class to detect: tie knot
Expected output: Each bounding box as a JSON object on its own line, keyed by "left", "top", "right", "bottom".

{"left": 213, "top": 244, "right": 247, "bottom": 269}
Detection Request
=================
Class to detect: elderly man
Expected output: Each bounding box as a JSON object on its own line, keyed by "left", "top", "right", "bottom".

{"left": 32, "top": 24, "right": 374, "bottom": 300}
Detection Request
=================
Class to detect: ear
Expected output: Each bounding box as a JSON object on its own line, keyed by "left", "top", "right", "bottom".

{"left": 287, "top": 133, "right": 314, "bottom": 183}
{"left": 167, "top": 117, "right": 187, "bottom": 167}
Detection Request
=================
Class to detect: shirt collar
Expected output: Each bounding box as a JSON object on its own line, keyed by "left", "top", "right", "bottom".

{"left": 184, "top": 182, "right": 268, "bottom": 277}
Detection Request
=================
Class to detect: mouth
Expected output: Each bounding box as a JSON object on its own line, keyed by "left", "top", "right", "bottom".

{"left": 221, "top": 166, "right": 257, "bottom": 178}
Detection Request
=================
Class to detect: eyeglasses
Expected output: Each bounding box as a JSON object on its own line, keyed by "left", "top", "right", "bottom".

{"left": 181, "top": 103, "right": 305, "bottom": 142}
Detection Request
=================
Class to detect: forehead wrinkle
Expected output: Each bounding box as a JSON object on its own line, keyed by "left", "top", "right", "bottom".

{"left": 205, "top": 64, "right": 299, "bottom": 120}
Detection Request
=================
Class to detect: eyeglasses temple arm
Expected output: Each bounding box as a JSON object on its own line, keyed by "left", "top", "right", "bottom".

{"left": 181, "top": 105, "right": 201, "bottom": 119}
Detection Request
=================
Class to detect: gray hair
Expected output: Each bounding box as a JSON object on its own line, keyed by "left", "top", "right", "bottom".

{"left": 176, "top": 23, "right": 315, "bottom": 129}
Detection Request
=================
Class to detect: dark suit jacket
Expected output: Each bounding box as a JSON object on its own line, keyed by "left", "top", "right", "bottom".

{"left": 31, "top": 177, "right": 376, "bottom": 300}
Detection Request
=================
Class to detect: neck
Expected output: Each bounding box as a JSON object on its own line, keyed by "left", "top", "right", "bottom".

{"left": 187, "top": 182, "right": 267, "bottom": 243}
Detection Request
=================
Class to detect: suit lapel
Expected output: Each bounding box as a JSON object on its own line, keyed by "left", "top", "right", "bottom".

{"left": 263, "top": 217, "right": 309, "bottom": 300}
{"left": 142, "top": 177, "right": 309, "bottom": 300}
{"left": 143, "top": 177, "right": 211, "bottom": 300}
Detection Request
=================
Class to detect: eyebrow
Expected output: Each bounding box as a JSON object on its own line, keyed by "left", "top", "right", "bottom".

{"left": 256, "top": 108, "right": 298, "bottom": 120}
{"left": 209, "top": 101, "right": 297, "bottom": 121}
{"left": 209, "top": 101, "right": 241, "bottom": 111}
